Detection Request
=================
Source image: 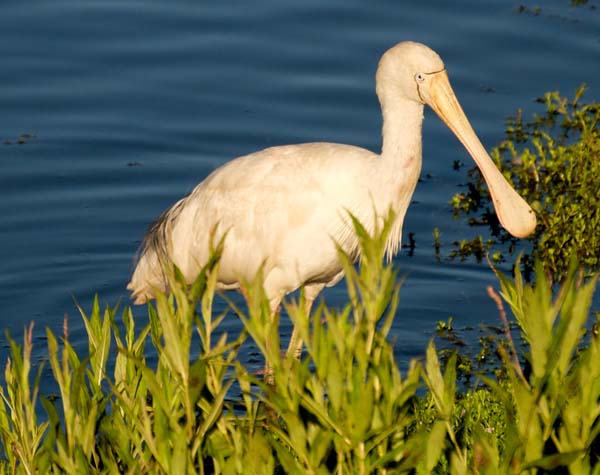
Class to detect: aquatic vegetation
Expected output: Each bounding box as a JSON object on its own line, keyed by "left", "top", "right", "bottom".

{"left": 0, "top": 219, "right": 598, "bottom": 474}
{"left": 1, "top": 132, "right": 36, "bottom": 145}
{"left": 449, "top": 85, "right": 600, "bottom": 281}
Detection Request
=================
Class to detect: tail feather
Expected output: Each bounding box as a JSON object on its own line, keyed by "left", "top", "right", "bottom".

{"left": 127, "top": 246, "right": 168, "bottom": 304}
{"left": 128, "top": 198, "right": 186, "bottom": 304}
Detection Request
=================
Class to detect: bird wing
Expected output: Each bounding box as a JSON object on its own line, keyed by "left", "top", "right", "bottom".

{"left": 169, "top": 142, "right": 380, "bottom": 292}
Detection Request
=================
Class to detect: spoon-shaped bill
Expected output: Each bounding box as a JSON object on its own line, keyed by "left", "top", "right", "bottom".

{"left": 425, "top": 71, "right": 536, "bottom": 238}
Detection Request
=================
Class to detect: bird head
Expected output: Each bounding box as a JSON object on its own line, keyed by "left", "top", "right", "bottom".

{"left": 378, "top": 41, "right": 536, "bottom": 239}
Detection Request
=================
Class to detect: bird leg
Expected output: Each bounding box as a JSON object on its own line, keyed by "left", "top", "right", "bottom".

{"left": 238, "top": 286, "right": 280, "bottom": 384}
{"left": 264, "top": 297, "right": 282, "bottom": 385}
{"left": 285, "top": 283, "right": 324, "bottom": 360}
{"left": 244, "top": 284, "right": 322, "bottom": 384}
{"left": 285, "top": 298, "right": 313, "bottom": 360}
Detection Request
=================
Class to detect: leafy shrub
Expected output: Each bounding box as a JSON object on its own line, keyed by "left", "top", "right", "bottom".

{"left": 0, "top": 218, "right": 598, "bottom": 474}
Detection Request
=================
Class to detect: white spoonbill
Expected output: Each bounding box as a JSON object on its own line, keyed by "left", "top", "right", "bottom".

{"left": 128, "top": 41, "right": 536, "bottom": 357}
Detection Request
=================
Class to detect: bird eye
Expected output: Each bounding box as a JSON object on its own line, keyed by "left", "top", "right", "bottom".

{"left": 415, "top": 73, "right": 425, "bottom": 83}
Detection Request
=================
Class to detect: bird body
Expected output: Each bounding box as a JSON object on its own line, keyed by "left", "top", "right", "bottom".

{"left": 128, "top": 41, "right": 536, "bottom": 316}
{"left": 130, "top": 140, "right": 420, "bottom": 305}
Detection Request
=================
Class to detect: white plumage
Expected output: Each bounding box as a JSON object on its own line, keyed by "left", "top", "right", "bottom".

{"left": 128, "top": 42, "right": 536, "bottom": 350}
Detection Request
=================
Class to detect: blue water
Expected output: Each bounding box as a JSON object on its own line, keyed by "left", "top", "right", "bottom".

{"left": 1, "top": 1, "right": 599, "bottom": 378}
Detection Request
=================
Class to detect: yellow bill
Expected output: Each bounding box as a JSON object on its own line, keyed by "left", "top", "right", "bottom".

{"left": 423, "top": 70, "right": 536, "bottom": 238}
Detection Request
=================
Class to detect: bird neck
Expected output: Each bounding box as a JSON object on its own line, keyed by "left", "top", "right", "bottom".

{"left": 380, "top": 96, "right": 424, "bottom": 167}
{"left": 370, "top": 96, "right": 425, "bottom": 259}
